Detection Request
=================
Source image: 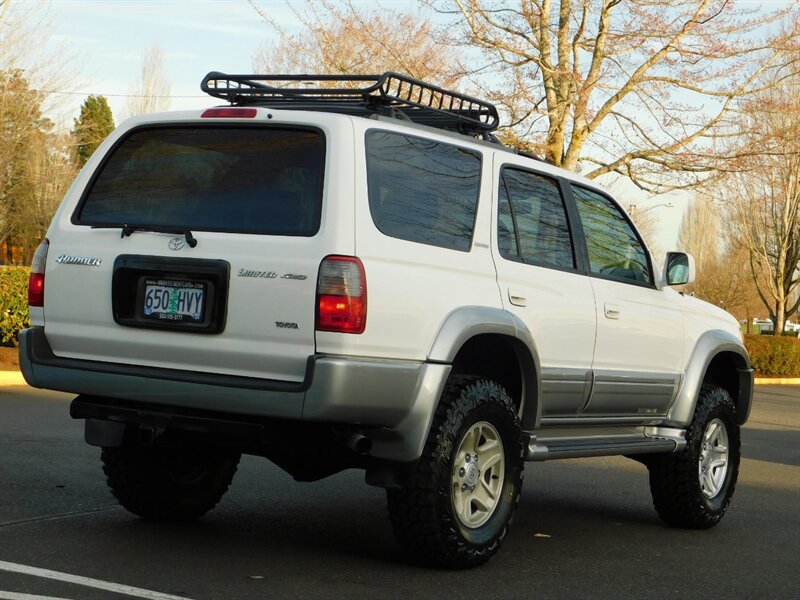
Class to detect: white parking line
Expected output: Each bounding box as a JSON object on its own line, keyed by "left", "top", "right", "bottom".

{"left": 0, "top": 561, "right": 194, "bottom": 600}
{"left": 0, "top": 593, "right": 73, "bottom": 600}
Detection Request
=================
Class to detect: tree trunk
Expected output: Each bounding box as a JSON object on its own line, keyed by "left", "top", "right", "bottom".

{"left": 774, "top": 299, "right": 786, "bottom": 336}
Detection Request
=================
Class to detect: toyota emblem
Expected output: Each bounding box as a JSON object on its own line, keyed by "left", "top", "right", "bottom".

{"left": 168, "top": 237, "right": 186, "bottom": 251}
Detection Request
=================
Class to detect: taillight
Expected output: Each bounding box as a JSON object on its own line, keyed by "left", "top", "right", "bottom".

{"left": 316, "top": 256, "right": 366, "bottom": 334}
{"left": 28, "top": 238, "right": 49, "bottom": 307}
{"left": 201, "top": 107, "right": 258, "bottom": 118}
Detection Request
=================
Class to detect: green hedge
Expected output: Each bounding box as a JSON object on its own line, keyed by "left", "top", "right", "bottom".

{"left": 744, "top": 334, "right": 800, "bottom": 377}
{"left": 5, "top": 264, "right": 798, "bottom": 375}
{"left": 757, "top": 329, "right": 799, "bottom": 337}
{"left": 0, "top": 267, "right": 30, "bottom": 346}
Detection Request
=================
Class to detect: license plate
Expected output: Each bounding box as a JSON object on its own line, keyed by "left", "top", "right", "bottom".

{"left": 142, "top": 279, "right": 206, "bottom": 323}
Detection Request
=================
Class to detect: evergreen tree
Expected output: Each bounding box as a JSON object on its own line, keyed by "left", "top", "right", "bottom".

{"left": 73, "top": 95, "right": 114, "bottom": 166}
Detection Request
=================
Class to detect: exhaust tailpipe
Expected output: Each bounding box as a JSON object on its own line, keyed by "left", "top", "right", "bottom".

{"left": 344, "top": 432, "right": 372, "bottom": 455}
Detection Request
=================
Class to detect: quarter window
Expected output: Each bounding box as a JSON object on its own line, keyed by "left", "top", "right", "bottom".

{"left": 572, "top": 185, "right": 652, "bottom": 285}
{"left": 366, "top": 131, "right": 481, "bottom": 252}
{"left": 497, "top": 168, "right": 574, "bottom": 269}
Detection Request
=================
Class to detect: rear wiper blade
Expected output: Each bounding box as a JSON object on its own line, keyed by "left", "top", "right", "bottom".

{"left": 92, "top": 224, "right": 198, "bottom": 248}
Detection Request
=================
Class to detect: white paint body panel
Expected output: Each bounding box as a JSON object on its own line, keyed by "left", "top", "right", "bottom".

{"left": 317, "top": 118, "right": 501, "bottom": 361}
{"left": 590, "top": 280, "right": 686, "bottom": 373}
{"left": 586, "top": 278, "right": 685, "bottom": 415}
{"left": 35, "top": 105, "right": 747, "bottom": 425}
{"left": 489, "top": 154, "right": 597, "bottom": 417}
{"left": 679, "top": 294, "right": 743, "bottom": 362}
{"left": 42, "top": 110, "right": 355, "bottom": 382}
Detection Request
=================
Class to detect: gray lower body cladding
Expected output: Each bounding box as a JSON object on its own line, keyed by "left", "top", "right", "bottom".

{"left": 19, "top": 327, "right": 451, "bottom": 461}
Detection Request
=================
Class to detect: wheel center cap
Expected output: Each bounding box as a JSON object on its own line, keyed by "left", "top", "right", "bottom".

{"left": 465, "top": 463, "right": 479, "bottom": 486}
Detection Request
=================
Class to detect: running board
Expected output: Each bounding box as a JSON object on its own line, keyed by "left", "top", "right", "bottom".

{"left": 525, "top": 429, "right": 686, "bottom": 462}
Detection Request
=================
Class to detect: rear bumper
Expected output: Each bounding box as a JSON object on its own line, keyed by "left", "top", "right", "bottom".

{"left": 19, "top": 327, "right": 450, "bottom": 461}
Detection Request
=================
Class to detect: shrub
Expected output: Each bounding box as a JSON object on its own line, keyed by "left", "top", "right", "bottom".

{"left": 744, "top": 334, "right": 800, "bottom": 377}
{"left": 0, "top": 267, "right": 30, "bottom": 346}
{"left": 757, "top": 329, "right": 796, "bottom": 336}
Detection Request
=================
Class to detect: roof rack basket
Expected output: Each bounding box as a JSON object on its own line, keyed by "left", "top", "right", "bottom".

{"left": 201, "top": 71, "right": 499, "bottom": 137}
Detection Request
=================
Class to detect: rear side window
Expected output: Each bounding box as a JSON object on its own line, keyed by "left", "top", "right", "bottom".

{"left": 365, "top": 130, "right": 481, "bottom": 251}
{"left": 498, "top": 168, "right": 575, "bottom": 269}
{"left": 76, "top": 126, "right": 325, "bottom": 236}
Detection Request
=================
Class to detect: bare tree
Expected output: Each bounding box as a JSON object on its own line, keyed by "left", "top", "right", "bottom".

{"left": 1, "top": 1, "right": 80, "bottom": 262}
{"left": 250, "top": 0, "right": 462, "bottom": 87}
{"left": 677, "top": 195, "right": 760, "bottom": 320}
{"left": 0, "top": 70, "right": 51, "bottom": 261}
{"left": 431, "top": 0, "right": 799, "bottom": 192}
{"left": 678, "top": 196, "right": 721, "bottom": 275}
{"left": 127, "top": 44, "right": 172, "bottom": 117}
{"left": 622, "top": 200, "right": 661, "bottom": 257}
{"left": 727, "top": 83, "right": 800, "bottom": 335}
{"left": 17, "top": 133, "right": 76, "bottom": 261}
{"left": 0, "top": 0, "right": 78, "bottom": 123}
{"left": 727, "top": 231, "right": 772, "bottom": 330}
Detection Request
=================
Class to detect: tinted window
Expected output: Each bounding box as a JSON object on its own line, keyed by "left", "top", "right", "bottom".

{"left": 498, "top": 168, "right": 574, "bottom": 269}
{"left": 77, "top": 127, "right": 324, "bottom": 236}
{"left": 366, "top": 131, "right": 481, "bottom": 251}
{"left": 572, "top": 185, "right": 652, "bottom": 284}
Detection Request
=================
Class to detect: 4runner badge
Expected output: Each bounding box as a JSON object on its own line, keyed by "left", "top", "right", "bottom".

{"left": 56, "top": 255, "right": 101, "bottom": 266}
{"left": 168, "top": 238, "right": 185, "bottom": 251}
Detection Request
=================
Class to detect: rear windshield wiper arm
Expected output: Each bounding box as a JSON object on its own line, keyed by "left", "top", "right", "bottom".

{"left": 122, "top": 225, "right": 198, "bottom": 248}
{"left": 92, "top": 224, "right": 198, "bottom": 248}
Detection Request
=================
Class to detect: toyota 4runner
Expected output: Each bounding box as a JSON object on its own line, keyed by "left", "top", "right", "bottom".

{"left": 20, "top": 72, "right": 754, "bottom": 568}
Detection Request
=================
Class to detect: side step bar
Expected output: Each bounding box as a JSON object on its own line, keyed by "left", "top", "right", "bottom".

{"left": 526, "top": 428, "right": 687, "bottom": 462}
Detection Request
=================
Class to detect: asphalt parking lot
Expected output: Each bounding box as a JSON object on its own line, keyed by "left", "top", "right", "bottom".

{"left": 1, "top": 384, "right": 798, "bottom": 599}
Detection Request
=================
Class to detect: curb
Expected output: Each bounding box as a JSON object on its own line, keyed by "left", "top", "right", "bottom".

{"left": 2, "top": 369, "right": 797, "bottom": 387}
{"left": 0, "top": 370, "right": 27, "bottom": 387}
{"left": 754, "top": 377, "right": 800, "bottom": 385}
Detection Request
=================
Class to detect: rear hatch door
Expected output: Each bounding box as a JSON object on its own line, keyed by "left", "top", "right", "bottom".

{"left": 44, "top": 120, "right": 331, "bottom": 382}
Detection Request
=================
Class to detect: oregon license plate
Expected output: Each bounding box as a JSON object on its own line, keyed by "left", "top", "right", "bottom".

{"left": 142, "top": 279, "right": 206, "bottom": 323}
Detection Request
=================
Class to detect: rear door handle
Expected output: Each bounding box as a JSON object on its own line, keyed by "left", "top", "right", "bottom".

{"left": 508, "top": 289, "right": 527, "bottom": 307}
{"left": 604, "top": 303, "right": 621, "bottom": 319}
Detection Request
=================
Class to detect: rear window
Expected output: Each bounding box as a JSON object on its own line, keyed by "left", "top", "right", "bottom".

{"left": 365, "top": 130, "right": 481, "bottom": 251}
{"left": 76, "top": 126, "right": 325, "bottom": 236}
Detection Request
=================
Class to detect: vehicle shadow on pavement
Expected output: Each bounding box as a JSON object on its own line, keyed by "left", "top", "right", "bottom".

{"left": 104, "top": 504, "right": 411, "bottom": 570}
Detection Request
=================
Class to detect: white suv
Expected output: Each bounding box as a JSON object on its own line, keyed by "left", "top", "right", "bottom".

{"left": 20, "top": 72, "right": 754, "bottom": 568}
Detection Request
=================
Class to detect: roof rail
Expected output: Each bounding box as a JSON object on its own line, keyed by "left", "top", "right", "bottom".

{"left": 516, "top": 149, "right": 553, "bottom": 165}
{"left": 200, "top": 71, "right": 500, "bottom": 137}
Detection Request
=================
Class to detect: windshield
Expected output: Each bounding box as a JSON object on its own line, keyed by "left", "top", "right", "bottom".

{"left": 75, "top": 126, "right": 325, "bottom": 236}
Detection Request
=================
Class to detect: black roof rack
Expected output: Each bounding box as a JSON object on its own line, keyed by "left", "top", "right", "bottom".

{"left": 201, "top": 71, "right": 500, "bottom": 137}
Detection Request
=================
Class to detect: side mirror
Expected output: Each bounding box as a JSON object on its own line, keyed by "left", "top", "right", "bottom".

{"left": 665, "top": 252, "right": 695, "bottom": 286}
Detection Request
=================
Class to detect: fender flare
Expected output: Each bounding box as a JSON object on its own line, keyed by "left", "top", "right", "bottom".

{"left": 427, "top": 306, "right": 542, "bottom": 429}
{"left": 667, "top": 330, "right": 753, "bottom": 426}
